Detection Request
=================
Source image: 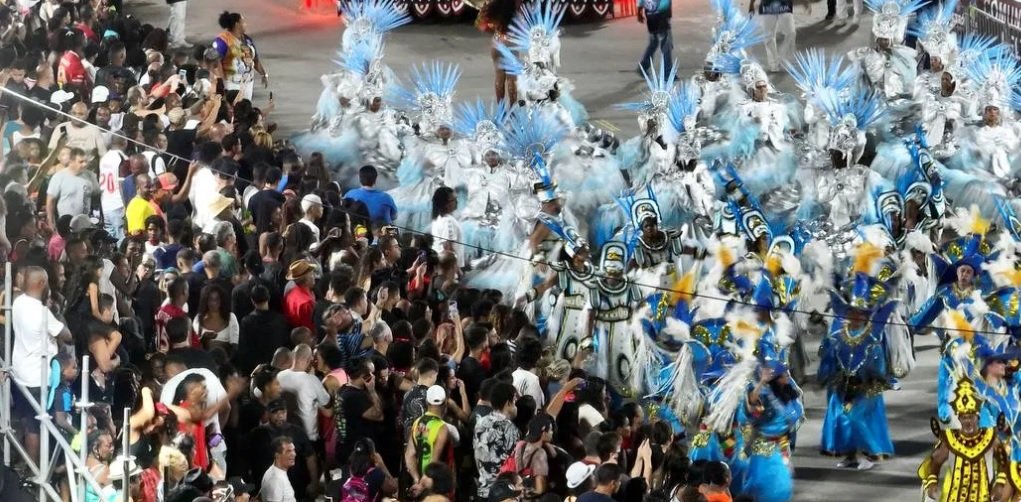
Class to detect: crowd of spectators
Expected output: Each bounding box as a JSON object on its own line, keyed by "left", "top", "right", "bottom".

{"left": 0, "top": 1, "right": 747, "bottom": 502}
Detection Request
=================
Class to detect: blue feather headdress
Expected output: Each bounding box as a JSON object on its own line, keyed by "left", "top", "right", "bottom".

{"left": 815, "top": 86, "right": 885, "bottom": 164}
{"left": 390, "top": 61, "right": 461, "bottom": 130}
{"left": 965, "top": 51, "right": 1021, "bottom": 110}
{"left": 710, "top": 0, "right": 744, "bottom": 32}
{"left": 335, "top": 36, "right": 383, "bottom": 76}
{"left": 340, "top": 0, "right": 411, "bottom": 39}
{"left": 454, "top": 98, "right": 508, "bottom": 147}
{"left": 506, "top": 0, "right": 566, "bottom": 53}
{"left": 537, "top": 213, "right": 587, "bottom": 257}
{"left": 783, "top": 49, "right": 857, "bottom": 97}
{"left": 865, "top": 0, "right": 928, "bottom": 40}
{"left": 816, "top": 85, "right": 886, "bottom": 129}
{"left": 708, "top": 12, "right": 765, "bottom": 60}
{"left": 501, "top": 107, "right": 569, "bottom": 163}
{"left": 614, "top": 55, "right": 678, "bottom": 116}
{"left": 667, "top": 81, "right": 701, "bottom": 135}
{"left": 953, "top": 33, "right": 1008, "bottom": 75}
{"left": 909, "top": 0, "right": 959, "bottom": 61}
{"left": 898, "top": 126, "right": 938, "bottom": 205}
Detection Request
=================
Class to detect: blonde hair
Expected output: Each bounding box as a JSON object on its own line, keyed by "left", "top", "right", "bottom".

{"left": 252, "top": 130, "right": 273, "bottom": 149}
{"left": 158, "top": 446, "right": 188, "bottom": 481}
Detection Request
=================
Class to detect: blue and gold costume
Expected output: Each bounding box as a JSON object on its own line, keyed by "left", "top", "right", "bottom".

{"left": 818, "top": 243, "right": 898, "bottom": 459}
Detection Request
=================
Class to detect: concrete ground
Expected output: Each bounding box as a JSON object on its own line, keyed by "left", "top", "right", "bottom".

{"left": 128, "top": 0, "right": 935, "bottom": 499}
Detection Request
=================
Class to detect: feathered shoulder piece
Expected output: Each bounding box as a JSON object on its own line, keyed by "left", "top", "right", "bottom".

{"left": 910, "top": 0, "right": 959, "bottom": 61}
{"left": 946, "top": 204, "right": 991, "bottom": 239}
{"left": 667, "top": 81, "right": 701, "bottom": 135}
{"left": 784, "top": 48, "right": 857, "bottom": 98}
{"left": 340, "top": 0, "right": 411, "bottom": 38}
{"left": 615, "top": 55, "right": 678, "bottom": 116}
{"left": 501, "top": 108, "right": 569, "bottom": 163}
{"left": 454, "top": 98, "right": 508, "bottom": 145}
{"left": 390, "top": 61, "right": 461, "bottom": 130}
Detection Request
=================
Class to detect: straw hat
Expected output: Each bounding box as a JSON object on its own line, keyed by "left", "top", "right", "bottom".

{"left": 286, "top": 259, "right": 314, "bottom": 281}
{"left": 208, "top": 194, "right": 235, "bottom": 216}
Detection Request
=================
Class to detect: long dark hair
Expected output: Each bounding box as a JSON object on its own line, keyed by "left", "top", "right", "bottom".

{"left": 482, "top": 0, "right": 519, "bottom": 33}
{"left": 348, "top": 438, "right": 377, "bottom": 476}
{"left": 198, "top": 283, "right": 230, "bottom": 320}
{"left": 431, "top": 186, "right": 455, "bottom": 220}
{"left": 65, "top": 255, "right": 103, "bottom": 313}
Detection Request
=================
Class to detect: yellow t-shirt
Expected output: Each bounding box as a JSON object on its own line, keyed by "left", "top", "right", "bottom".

{"left": 125, "top": 196, "right": 156, "bottom": 236}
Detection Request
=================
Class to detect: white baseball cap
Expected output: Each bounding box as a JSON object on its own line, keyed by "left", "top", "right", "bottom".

{"left": 426, "top": 385, "right": 446, "bottom": 406}
{"left": 50, "top": 90, "right": 75, "bottom": 106}
{"left": 91, "top": 85, "right": 110, "bottom": 104}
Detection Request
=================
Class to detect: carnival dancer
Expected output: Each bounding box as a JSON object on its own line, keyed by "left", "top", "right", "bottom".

{"left": 590, "top": 240, "right": 643, "bottom": 394}
{"left": 919, "top": 375, "right": 1007, "bottom": 502}
{"left": 461, "top": 108, "right": 570, "bottom": 297}
{"left": 627, "top": 188, "right": 685, "bottom": 275}
{"left": 518, "top": 215, "right": 596, "bottom": 367}
{"left": 807, "top": 86, "right": 888, "bottom": 231}
{"left": 911, "top": 0, "right": 958, "bottom": 102}
{"left": 784, "top": 49, "right": 858, "bottom": 153}
{"left": 615, "top": 55, "right": 678, "bottom": 190}
{"left": 954, "top": 51, "right": 1021, "bottom": 180}
{"left": 386, "top": 61, "right": 464, "bottom": 232}
{"left": 741, "top": 361, "right": 804, "bottom": 502}
{"left": 848, "top": 0, "right": 923, "bottom": 99}
{"left": 700, "top": 307, "right": 794, "bottom": 491}
{"left": 909, "top": 206, "right": 991, "bottom": 333}
{"left": 693, "top": 1, "right": 762, "bottom": 125}
{"left": 818, "top": 242, "right": 898, "bottom": 469}
{"left": 713, "top": 56, "right": 800, "bottom": 201}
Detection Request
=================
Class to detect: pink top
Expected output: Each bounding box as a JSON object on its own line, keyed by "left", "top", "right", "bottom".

{"left": 48, "top": 234, "right": 65, "bottom": 262}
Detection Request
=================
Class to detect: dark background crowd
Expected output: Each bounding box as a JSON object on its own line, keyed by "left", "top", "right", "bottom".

{"left": 0, "top": 1, "right": 748, "bottom": 502}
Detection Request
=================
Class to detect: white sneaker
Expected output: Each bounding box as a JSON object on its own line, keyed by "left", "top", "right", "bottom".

{"left": 836, "top": 457, "right": 857, "bottom": 468}
{"left": 852, "top": 15, "right": 861, "bottom": 24}
{"left": 856, "top": 458, "right": 875, "bottom": 470}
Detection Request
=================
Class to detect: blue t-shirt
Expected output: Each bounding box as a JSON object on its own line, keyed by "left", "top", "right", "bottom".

{"left": 154, "top": 243, "right": 183, "bottom": 271}
{"left": 345, "top": 187, "right": 398, "bottom": 225}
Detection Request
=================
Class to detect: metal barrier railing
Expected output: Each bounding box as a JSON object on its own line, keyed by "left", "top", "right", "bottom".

{"left": 0, "top": 261, "right": 128, "bottom": 502}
